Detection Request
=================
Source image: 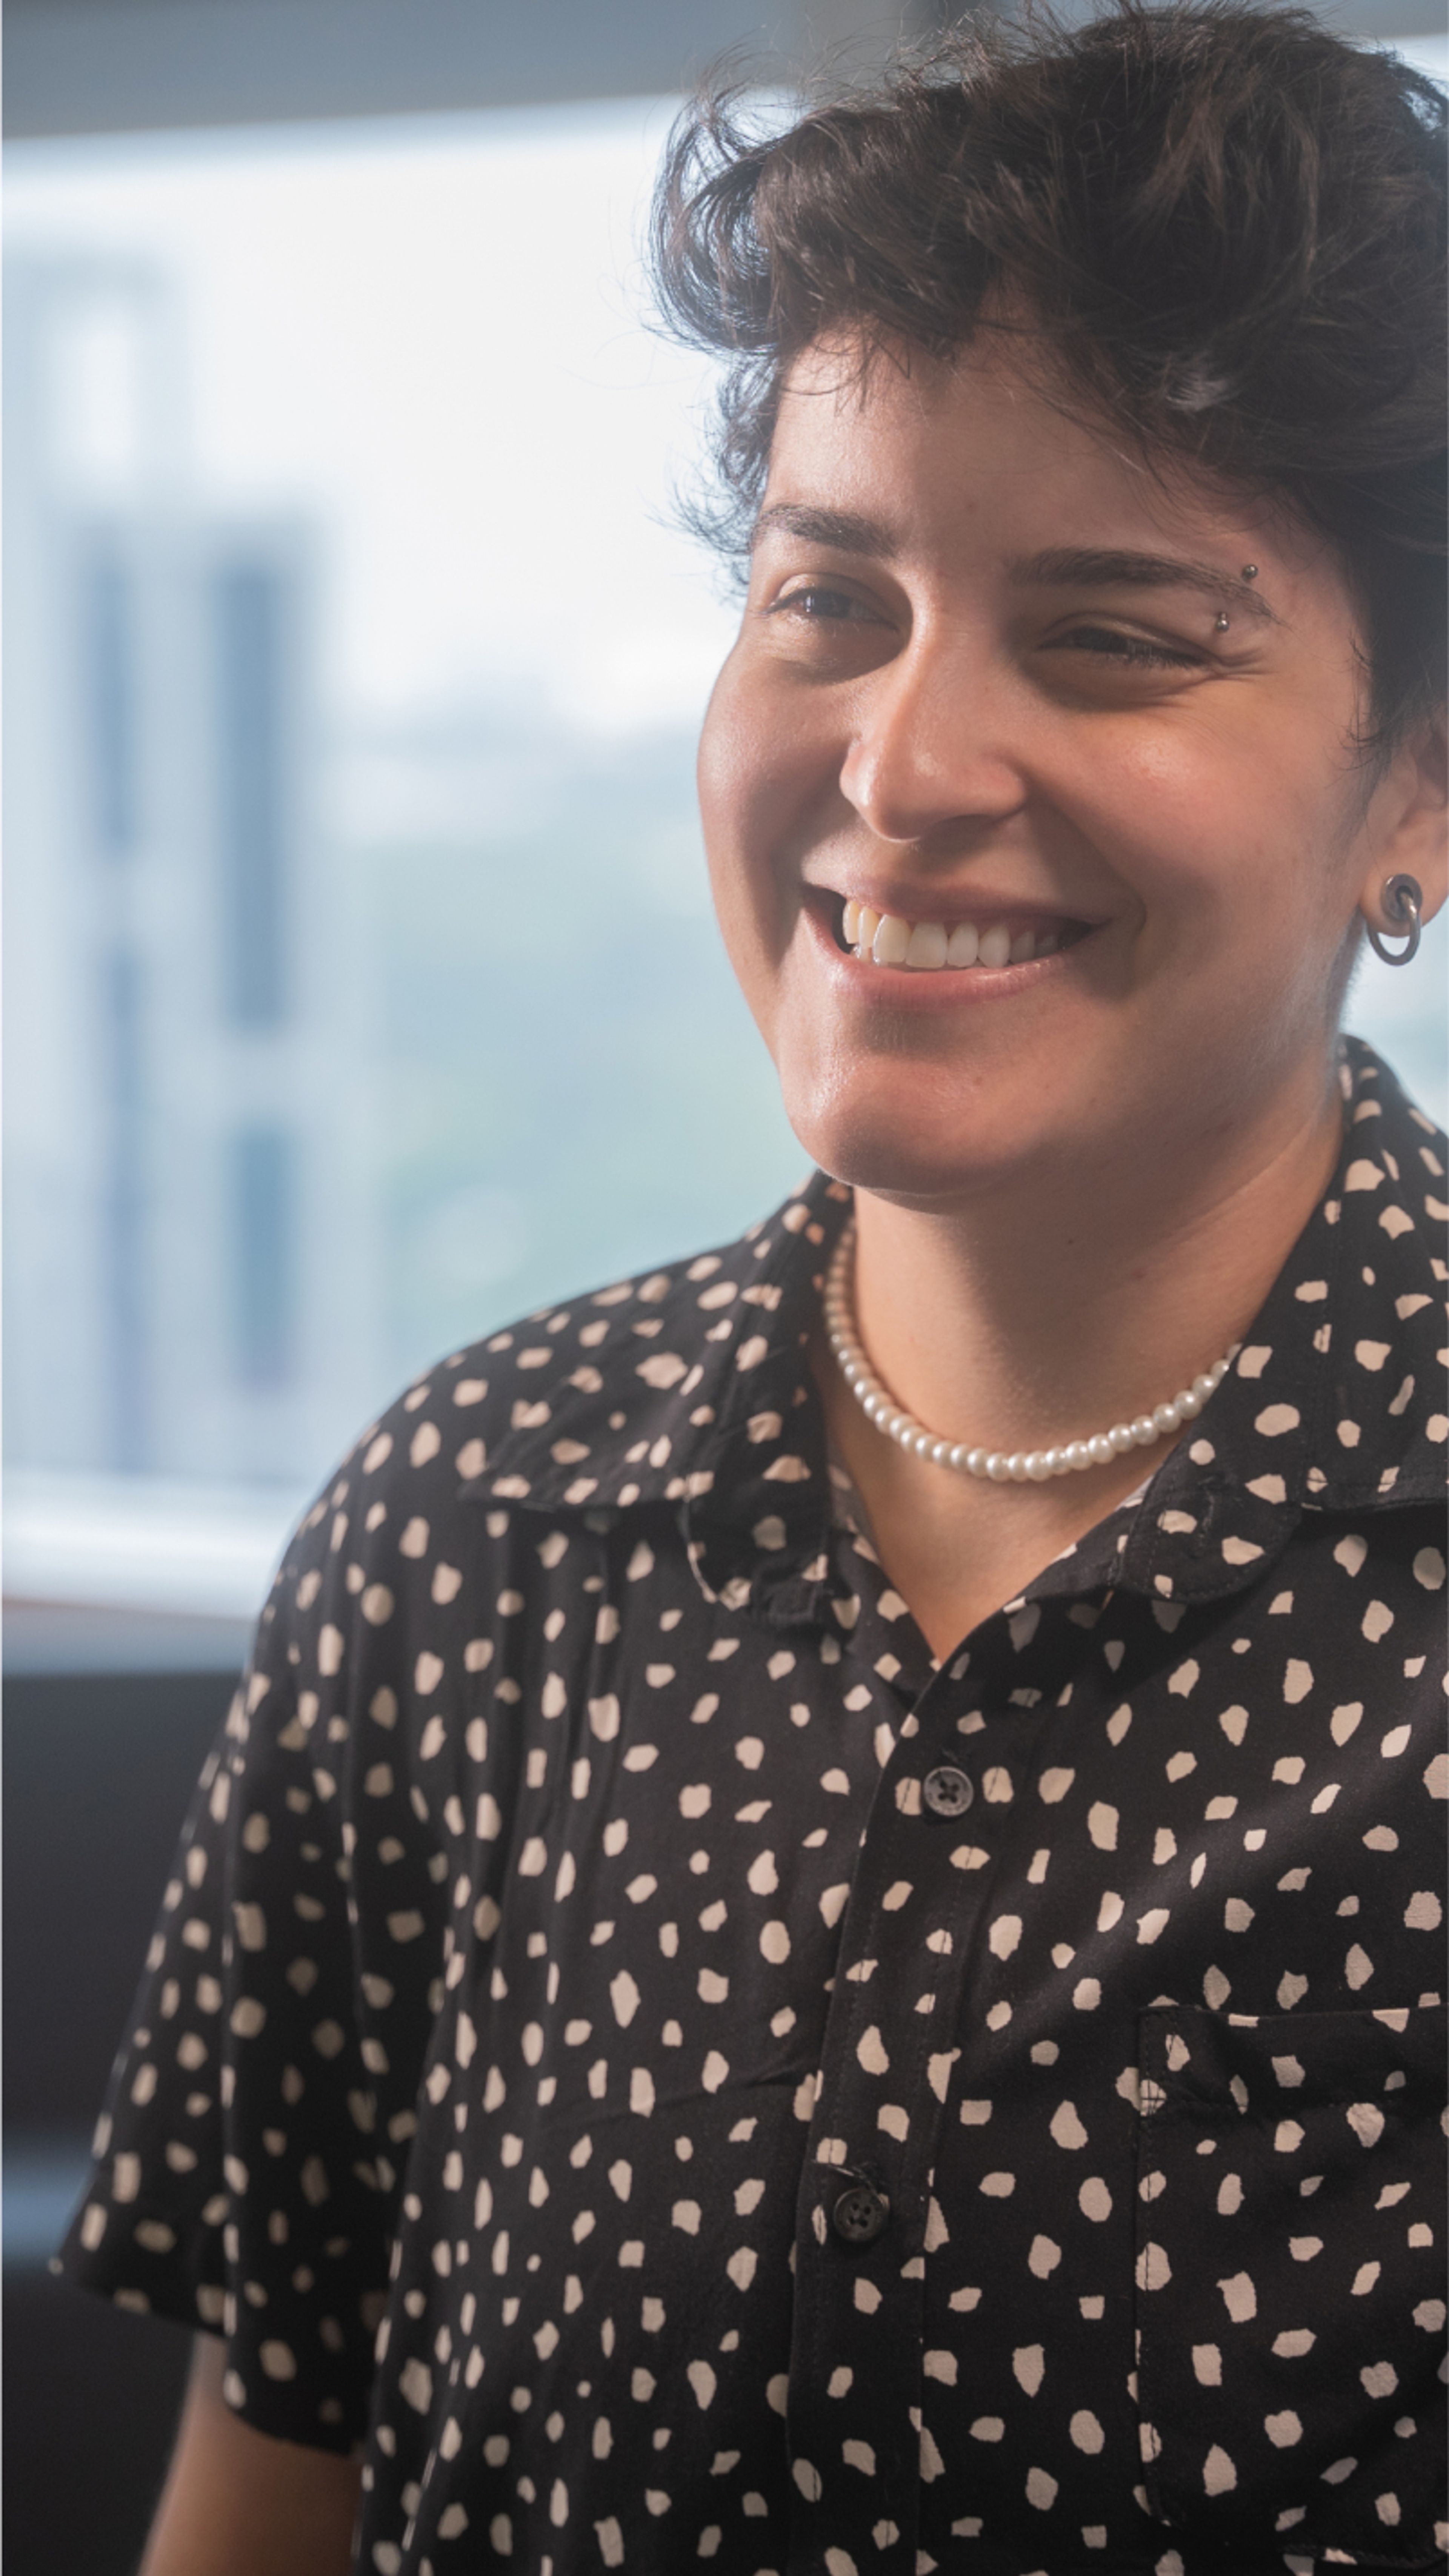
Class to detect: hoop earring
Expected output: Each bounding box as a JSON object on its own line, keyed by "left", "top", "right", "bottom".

{"left": 1365, "top": 873, "right": 1422, "bottom": 966}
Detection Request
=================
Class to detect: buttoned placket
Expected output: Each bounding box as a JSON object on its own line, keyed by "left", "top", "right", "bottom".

{"left": 769, "top": 1436, "right": 1323, "bottom": 2575}
{"left": 779, "top": 1569, "right": 1072, "bottom": 2568}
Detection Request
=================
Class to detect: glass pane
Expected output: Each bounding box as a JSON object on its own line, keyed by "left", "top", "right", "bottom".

{"left": 5, "top": 76, "right": 1443, "bottom": 1642}
{"left": 5, "top": 105, "right": 804, "bottom": 1622}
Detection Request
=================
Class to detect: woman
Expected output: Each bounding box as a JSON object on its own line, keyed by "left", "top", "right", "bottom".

{"left": 60, "top": 7, "right": 1447, "bottom": 2571}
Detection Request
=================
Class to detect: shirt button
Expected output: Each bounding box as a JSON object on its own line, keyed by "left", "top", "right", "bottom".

{"left": 831, "top": 2183, "right": 890, "bottom": 2247}
{"left": 922, "top": 1764, "right": 974, "bottom": 1817}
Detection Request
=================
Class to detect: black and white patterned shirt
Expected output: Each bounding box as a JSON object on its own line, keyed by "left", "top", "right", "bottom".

{"left": 61, "top": 1038, "right": 1448, "bottom": 2576}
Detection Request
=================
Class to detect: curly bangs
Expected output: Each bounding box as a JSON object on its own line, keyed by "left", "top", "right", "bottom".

{"left": 650, "top": 1, "right": 1447, "bottom": 753}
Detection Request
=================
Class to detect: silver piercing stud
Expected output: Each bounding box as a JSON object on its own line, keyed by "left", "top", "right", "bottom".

{"left": 1214, "top": 612, "right": 1231, "bottom": 631}
{"left": 1365, "top": 872, "right": 1422, "bottom": 966}
{"left": 1240, "top": 564, "right": 1258, "bottom": 581}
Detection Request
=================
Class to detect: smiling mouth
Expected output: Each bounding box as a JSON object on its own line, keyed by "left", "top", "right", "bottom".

{"left": 837, "top": 894, "right": 1093, "bottom": 970}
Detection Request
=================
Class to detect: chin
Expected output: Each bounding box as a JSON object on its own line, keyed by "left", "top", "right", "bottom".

{"left": 778, "top": 1061, "right": 1047, "bottom": 1208}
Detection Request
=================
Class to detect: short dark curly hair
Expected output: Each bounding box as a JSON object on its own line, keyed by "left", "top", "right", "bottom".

{"left": 650, "top": 1, "right": 1446, "bottom": 755}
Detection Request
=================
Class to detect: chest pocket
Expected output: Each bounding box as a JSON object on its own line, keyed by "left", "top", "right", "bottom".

{"left": 1132, "top": 2002, "right": 1447, "bottom": 2567}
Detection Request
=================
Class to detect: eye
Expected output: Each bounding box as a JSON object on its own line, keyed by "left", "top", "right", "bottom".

{"left": 1047, "top": 623, "right": 1205, "bottom": 671}
{"left": 768, "top": 582, "right": 884, "bottom": 625}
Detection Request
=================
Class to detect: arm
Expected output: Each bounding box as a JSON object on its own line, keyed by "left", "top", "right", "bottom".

{"left": 140, "top": 2336, "right": 362, "bottom": 2576}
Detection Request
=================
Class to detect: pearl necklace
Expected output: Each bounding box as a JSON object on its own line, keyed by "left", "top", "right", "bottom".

{"left": 823, "top": 1218, "right": 1235, "bottom": 1484}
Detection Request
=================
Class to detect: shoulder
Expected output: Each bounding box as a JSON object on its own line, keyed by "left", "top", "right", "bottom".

{"left": 1339, "top": 1036, "right": 1446, "bottom": 1227}
{"left": 346, "top": 1178, "right": 823, "bottom": 1500}
{"left": 352, "top": 1171, "right": 837, "bottom": 1516}
{"left": 258, "top": 1172, "right": 841, "bottom": 1687}
{"left": 1309, "top": 1040, "right": 1447, "bottom": 1503}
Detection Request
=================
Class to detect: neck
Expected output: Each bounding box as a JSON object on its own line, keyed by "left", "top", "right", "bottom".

{"left": 847, "top": 1066, "right": 1344, "bottom": 1462}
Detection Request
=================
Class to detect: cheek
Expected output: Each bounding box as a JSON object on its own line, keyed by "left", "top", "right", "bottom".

{"left": 1076, "top": 714, "right": 1338, "bottom": 936}
{"left": 697, "top": 667, "right": 821, "bottom": 978}
{"left": 1113, "top": 722, "right": 1278, "bottom": 854}
{"left": 696, "top": 689, "right": 763, "bottom": 971}
{"left": 1096, "top": 725, "right": 1368, "bottom": 1078}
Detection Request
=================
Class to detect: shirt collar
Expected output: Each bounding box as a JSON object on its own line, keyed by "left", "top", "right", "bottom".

{"left": 465, "top": 1040, "right": 1445, "bottom": 1618}
{"left": 1118, "top": 1038, "right": 1446, "bottom": 1605}
{"left": 460, "top": 1174, "right": 851, "bottom": 1619}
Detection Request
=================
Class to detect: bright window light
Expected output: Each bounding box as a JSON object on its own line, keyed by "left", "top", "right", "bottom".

{"left": 5, "top": 81, "right": 1443, "bottom": 1625}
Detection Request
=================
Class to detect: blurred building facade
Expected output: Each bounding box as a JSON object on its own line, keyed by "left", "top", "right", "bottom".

{"left": 4, "top": 256, "right": 383, "bottom": 1486}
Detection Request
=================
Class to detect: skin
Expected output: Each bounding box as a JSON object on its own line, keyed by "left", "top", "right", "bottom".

{"left": 143, "top": 327, "right": 1445, "bottom": 2558}
{"left": 699, "top": 332, "right": 1446, "bottom": 1652}
{"left": 140, "top": 2336, "right": 360, "bottom": 2574}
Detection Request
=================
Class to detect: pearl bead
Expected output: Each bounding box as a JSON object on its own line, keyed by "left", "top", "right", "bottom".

{"left": 821, "top": 1217, "right": 1234, "bottom": 1488}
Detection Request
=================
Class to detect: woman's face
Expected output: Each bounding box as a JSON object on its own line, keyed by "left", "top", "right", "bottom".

{"left": 697, "top": 336, "right": 1445, "bottom": 1207}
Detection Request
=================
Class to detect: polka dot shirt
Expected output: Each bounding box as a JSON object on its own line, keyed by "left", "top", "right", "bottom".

{"left": 60, "top": 1040, "right": 1447, "bottom": 2575}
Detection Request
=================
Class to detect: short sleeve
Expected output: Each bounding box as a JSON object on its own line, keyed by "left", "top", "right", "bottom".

{"left": 54, "top": 1473, "right": 449, "bottom": 2452}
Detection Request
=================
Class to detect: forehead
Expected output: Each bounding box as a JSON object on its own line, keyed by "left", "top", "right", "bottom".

{"left": 764, "top": 333, "right": 1278, "bottom": 573}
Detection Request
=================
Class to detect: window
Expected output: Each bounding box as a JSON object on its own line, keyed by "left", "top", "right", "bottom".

{"left": 4, "top": 105, "right": 804, "bottom": 1615}
{"left": 4, "top": 78, "right": 1444, "bottom": 1630}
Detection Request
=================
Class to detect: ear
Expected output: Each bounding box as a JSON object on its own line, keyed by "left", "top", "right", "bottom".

{"left": 1356, "top": 714, "right": 1448, "bottom": 936}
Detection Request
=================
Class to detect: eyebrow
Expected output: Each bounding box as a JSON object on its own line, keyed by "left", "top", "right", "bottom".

{"left": 1007, "top": 546, "right": 1279, "bottom": 626}
{"left": 750, "top": 509, "right": 1278, "bottom": 625}
{"left": 750, "top": 504, "right": 897, "bottom": 556}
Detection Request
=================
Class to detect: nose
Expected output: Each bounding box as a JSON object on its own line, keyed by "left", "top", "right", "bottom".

{"left": 838, "top": 632, "right": 1028, "bottom": 848}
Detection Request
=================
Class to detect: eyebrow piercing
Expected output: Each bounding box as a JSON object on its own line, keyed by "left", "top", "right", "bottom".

{"left": 1240, "top": 564, "right": 1258, "bottom": 581}
{"left": 1214, "top": 611, "right": 1231, "bottom": 631}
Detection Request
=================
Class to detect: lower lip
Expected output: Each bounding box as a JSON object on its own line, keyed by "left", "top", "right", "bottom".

{"left": 806, "top": 908, "right": 1091, "bottom": 1006}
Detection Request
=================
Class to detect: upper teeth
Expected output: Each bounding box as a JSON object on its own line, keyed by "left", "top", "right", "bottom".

{"left": 843, "top": 898, "right": 1060, "bottom": 969}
